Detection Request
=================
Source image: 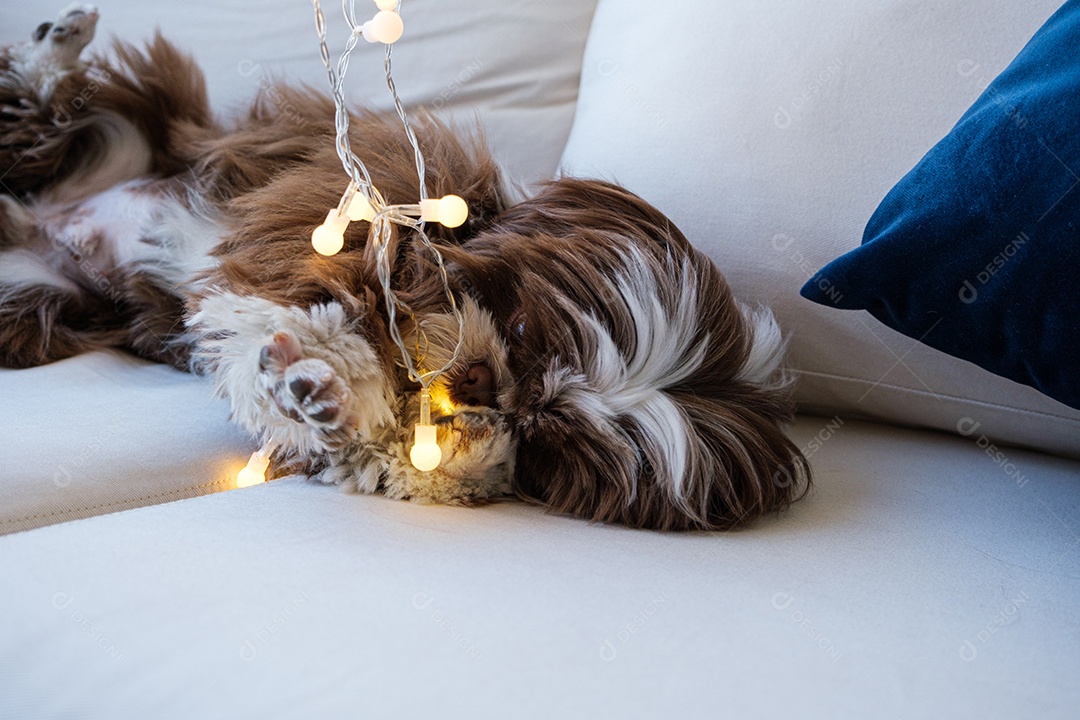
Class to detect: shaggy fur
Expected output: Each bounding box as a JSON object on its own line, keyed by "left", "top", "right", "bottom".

{"left": 0, "top": 8, "right": 810, "bottom": 531}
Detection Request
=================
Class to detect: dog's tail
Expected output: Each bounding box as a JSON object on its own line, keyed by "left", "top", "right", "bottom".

{"left": 96, "top": 32, "right": 217, "bottom": 175}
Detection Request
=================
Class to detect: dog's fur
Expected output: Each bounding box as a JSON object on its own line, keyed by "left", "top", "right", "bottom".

{"left": 0, "top": 6, "right": 810, "bottom": 530}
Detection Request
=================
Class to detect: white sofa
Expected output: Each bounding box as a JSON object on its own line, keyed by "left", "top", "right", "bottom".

{"left": 2, "top": 1, "right": 1079, "bottom": 718}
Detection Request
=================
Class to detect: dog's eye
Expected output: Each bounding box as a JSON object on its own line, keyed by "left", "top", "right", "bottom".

{"left": 33, "top": 22, "right": 53, "bottom": 42}
{"left": 506, "top": 308, "right": 526, "bottom": 339}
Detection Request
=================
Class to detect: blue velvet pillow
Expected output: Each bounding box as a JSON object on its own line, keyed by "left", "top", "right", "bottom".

{"left": 801, "top": 0, "right": 1080, "bottom": 410}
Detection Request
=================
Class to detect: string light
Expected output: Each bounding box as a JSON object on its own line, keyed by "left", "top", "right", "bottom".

{"left": 236, "top": 445, "right": 274, "bottom": 488}
{"left": 361, "top": 10, "right": 404, "bottom": 44}
{"left": 409, "top": 388, "right": 442, "bottom": 471}
{"left": 419, "top": 195, "right": 469, "bottom": 228}
{"left": 309, "top": 190, "right": 470, "bottom": 257}
{"left": 345, "top": 190, "right": 375, "bottom": 222}
{"left": 310, "top": 0, "right": 468, "bottom": 472}
{"left": 311, "top": 208, "right": 349, "bottom": 255}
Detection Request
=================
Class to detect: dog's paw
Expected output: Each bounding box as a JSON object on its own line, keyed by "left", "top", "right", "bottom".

{"left": 437, "top": 410, "right": 500, "bottom": 465}
{"left": 258, "top": 331, "right": 359, "bottom": 449}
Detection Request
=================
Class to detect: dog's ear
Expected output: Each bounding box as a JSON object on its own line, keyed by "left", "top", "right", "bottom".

{"left": 434, "top": 242, "right": 523, "bottom": 328}
{"left": 33, "top": 22, "right": 53, "bottom": 43}
{"left": 509, "top": 350, "right": 811, "bottom": 531}
{"left": 499, "top": 241, "right": 811, "bottom": 530}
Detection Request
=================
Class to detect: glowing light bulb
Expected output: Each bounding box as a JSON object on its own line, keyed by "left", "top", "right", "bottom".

{"left": 345, "top": 193, "right": 376, "bottom": 222}
{"left": 410, "top": 387, "right": 441, "bottom": 471}
{"left": 312, "top": 209, "right": 349, "bottom": 256}
{"left": 236, "top": 451, "right": 270, "bottom": 488}
{"left": 362, "top": 10, "right": 404, "bottom": 44}
{"left": 410, "top": 424, "right": 442, "bottom": 471}
{"left": 419, "top": 195, "right": 469, "bottom": 228}
{"left": 374, "top": 0, "right": 398, "bottom": 9}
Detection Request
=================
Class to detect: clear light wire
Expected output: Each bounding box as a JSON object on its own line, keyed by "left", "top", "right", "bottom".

{"left": 309, "top": 0, "right": 466, "bottom": 393}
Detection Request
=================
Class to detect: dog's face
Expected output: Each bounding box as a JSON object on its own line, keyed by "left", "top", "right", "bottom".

{"left": 399, "top": 178, "right": 810, "bottom": 530}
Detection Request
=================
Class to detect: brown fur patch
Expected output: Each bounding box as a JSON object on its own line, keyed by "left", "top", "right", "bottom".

{"left": 186, "top": 87, "right": 509, "bottom": 335}
{"left": 0, "top": 282, "right": 126, "bottom": 367}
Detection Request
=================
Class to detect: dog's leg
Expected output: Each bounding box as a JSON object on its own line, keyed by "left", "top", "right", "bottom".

{"left": 0, "top": 247, "right": 124, "bottom": 367}
{"left": 190, "top": 292, "right": 514, "bottom": 498}
{"left": 0, "top": 194, "right": 125, "bottom": 367}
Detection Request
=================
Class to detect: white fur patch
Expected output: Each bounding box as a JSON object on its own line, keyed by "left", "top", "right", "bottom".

{"left": 189, "top": 292, "right": 397, "bottom": 457}
{"left": 121, "top": 185, "right": 224, "bottom": 289}
{"left": 545, "top": 248, "right": 707, "bottom": 507}
{"left": 0, "top": 249, "right": 80, "bottom": 294}
{"left": 736, "top": 305, "right": 788, "bottom": 389}
{"left": 38, "top": 178, "right": 224, "bottom": 290}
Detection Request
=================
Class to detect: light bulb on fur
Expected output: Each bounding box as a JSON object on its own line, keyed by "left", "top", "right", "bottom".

{"left": 312, "top": 209, "right": 349, "bottom": 255}
{"left": 362, "top": 10, "right": 404, "bottom": 44}
{"left": 419, "top": 195, "right": 469, "bottom": 228}
{"left": 345, "top": 193, "right": 376, "bottom": 222}
{"left": 410, "top": 387, "right": 442, "bottom": 471}
{"left": 410, "top": 424, "right": 442, "bottom": 472}
{"left": 236, "top": 451, "right": 270, "bottom": 488}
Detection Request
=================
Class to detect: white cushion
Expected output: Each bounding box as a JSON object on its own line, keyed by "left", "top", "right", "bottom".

{"left": 559, "top": 0, "right": 1080, "bottom": 458}
{"left": 1, "top": 416, "right": 1077, "bottom": 717}
{"left": 0, "top": 352, "right": 252, "bottom": 534}
{"left": 0, "top": 0, "right": 599, "bottom": 184}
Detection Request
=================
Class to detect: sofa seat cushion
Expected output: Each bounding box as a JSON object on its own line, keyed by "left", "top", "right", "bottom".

{"left": 0, "top": 351, "right": 253, "bottom": 535}
{"left": 1, "top": 415, "right": 1077, "bottom": 718}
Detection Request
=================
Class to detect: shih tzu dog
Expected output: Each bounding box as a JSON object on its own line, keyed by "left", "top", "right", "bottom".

{"left": 0, "top": 5, "right": 810, "bottom": 530}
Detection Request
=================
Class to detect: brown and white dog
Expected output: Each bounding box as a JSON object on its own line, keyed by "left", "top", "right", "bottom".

{"left": 0, "top": 6, "right": 810, "bottom": 530}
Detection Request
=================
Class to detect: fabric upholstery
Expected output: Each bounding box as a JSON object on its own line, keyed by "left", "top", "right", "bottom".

{"left": 0, "top": 351, "right": 252, "bottom": 534}
{"left": 1, "top": 416, "right": 1077, "bottom": 718}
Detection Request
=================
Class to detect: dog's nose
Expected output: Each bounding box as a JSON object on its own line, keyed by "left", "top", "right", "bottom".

{"left": 451, "top": 362, "right": 496, "bottom": 408}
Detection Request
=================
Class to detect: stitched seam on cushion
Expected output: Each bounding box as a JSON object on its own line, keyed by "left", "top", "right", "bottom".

{"left": 1, "top": 478, "right": 234, "bottom": 528}
{"left": 792, "top": 368, "right": 1080, "bottom": 425}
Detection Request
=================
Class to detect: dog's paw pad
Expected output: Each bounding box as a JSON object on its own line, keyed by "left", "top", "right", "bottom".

{"left": 283, "top": 358, "right": 352, "bottom": 427}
